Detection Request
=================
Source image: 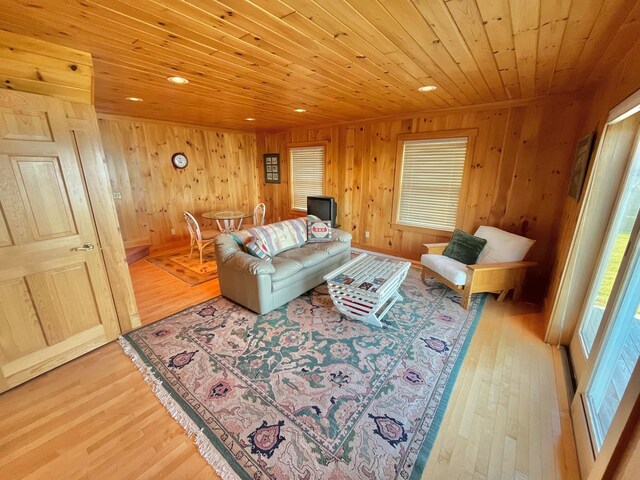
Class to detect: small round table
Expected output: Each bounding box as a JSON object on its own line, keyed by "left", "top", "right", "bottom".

{"left": 202, "top": 210, "right": 252, "bottom": 233}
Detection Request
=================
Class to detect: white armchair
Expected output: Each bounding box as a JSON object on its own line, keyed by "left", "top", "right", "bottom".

{"left": 421, "top": 226, "right": 536, "bottom": 309}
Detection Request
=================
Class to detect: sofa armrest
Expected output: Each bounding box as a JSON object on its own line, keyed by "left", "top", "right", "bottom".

{"left": 333, "top": 229, "right": 352, "bottom": 243}
{"left": 467, "top": 261, "right": 536, "bottom": 272}
{"left": 424, "top": 242, "right": 449, "bottom": 255}
{"left": 215, "top": 233, "right": 241, "bottom": 262}
{"left": 223, "top": 252, "right": 275, "bottom": 275}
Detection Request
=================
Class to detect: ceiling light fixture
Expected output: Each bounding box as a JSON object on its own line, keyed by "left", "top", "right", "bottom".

{"left": 293, "top": 108, "right": 306, "bottom": 113}
{"left": 126, "top": 97, "right": 144, "bottom": 102}
{"left": 167, "top": 76, "right": 189, "bottom": 84}
{"left": 245, "top": 117, "right": 255, "bottom": 121}
{"left": 418, "top": 85, "right": 437, "bottom": 92}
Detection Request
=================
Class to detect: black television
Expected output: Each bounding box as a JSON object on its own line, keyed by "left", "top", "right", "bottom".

{"left": 307, "top": 196, "right": 338, "bottom": 227}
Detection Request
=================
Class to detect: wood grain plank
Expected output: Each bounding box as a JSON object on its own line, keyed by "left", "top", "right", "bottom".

{"left": 98, "top": 116, "right": 259, "bottom": 248}
{"left": 256, "top": 95, "right": 587, "bottom": 299}
{"left": 0, "top": 2, "right": 635, "bottom": 130}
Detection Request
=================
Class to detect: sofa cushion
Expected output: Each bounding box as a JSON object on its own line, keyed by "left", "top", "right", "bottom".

{"left": 270, "top": 257, "right": 304, "bottom": 282}
{"left": 474, "top": 226, "right": 534, "bottom": 263}
{"left": 277, "top": 244, "right": 330, "bottom": 268}
{"left": 311, "top": 240, "right": 350, "bottom": 256}
{"left": 272, "top": 251, "right": 349, "bottom": 292}
{"left": 421, "top": 253, "right": 468, "bottom": 286}
{"left": 224, "top": 252, "right": 275, "bottom": 275}
{"left": 247, "top": 218, "right": 307, "bottom": 255}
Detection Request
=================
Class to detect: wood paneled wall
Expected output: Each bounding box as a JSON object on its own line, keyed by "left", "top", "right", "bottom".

{"left": 544, "top": 36, "right": 640, "bottom": 344}
{"left": 258, "top": 96, "right": 588, "bottom": 299}
{"left": 99, "top": 116, "right": 259, "bottom": 248}
{"left": 0, "top": 31, "right": 137, "bottom": 336}
{"left": 0, "top": 31, "right": 93, "bottom": 105}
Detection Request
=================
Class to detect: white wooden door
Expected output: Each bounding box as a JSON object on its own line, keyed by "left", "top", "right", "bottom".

{"left": 567, "top": 100, "right": 640, "bottom": 478}
{"left": 569, "top": 127, "right": 640, "bottom": 379}
{"left": 571, "top": 213, "right": 640, "bottom": 479}
{"left": 0, "top": 90, "right": 120, "bottom": 392}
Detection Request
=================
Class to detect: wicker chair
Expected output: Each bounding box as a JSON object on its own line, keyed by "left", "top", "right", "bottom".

{"left": 184, "top": 211, "right": 217, "bottom": 265}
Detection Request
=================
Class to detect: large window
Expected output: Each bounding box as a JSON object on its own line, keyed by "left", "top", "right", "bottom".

{"left": 290, "top": 144, "right": 324, "bottom": 211}
{"left": 393, "top": 132, "right": 473, "bottom": 231}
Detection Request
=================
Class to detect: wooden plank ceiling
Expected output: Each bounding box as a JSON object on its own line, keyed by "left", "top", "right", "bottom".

{"left": 0, "top": 0, "right": 638, "bottom": 131}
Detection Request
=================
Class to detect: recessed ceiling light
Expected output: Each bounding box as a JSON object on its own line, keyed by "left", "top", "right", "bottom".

{"left": 126, "top": 97, "right": 143, "bottom": 102}
{"left": 167, "top": 76, "right": 189, "bottom": 84}
{"left": 245, "top": 117, "right": 255, "bottom": 121}
{"left": 418, "top": 85, "right": 437, "bottom": 92}
{"left": 294, "top": 108, "right": 306, "bottom": 113}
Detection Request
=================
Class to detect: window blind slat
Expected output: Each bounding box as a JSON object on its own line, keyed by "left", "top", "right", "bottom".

{"left": 397, "top": 136, "right": 468, "bottom": 231}
{"left": 290, "top": 146, "right": 324, "bottom": 211}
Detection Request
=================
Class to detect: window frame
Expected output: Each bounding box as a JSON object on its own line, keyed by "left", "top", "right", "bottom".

{"left": 391, "top": 129, "right": 477, "bottom": 235}
{"left": 287, "top": 141, "right": 328, "bottom": 216}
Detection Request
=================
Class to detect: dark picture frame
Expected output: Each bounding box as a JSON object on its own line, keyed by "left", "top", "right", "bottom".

{"left": 568, "top": 132, "right": 596, "bottom": 201}
{"left": 264, "top": 153, "right": 281, "bottom": 184}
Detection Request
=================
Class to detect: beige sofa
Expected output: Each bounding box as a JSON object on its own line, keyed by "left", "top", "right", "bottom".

{"left": 214, "top": 220, "right": 351, "bottom": 314}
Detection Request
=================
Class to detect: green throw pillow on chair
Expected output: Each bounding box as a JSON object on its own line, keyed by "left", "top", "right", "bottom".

{"left": 442, "top": 229, "right": 487, "bottom": 265}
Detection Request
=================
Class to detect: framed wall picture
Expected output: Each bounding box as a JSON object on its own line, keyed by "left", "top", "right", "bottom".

{"left": 568, "top": 132, "right": 596, "bottom": 201}
{"left": 264, "top": 153, "right": 281, "bottom": 184}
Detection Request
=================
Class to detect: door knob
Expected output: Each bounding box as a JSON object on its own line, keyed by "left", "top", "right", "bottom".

{"left": 71, "top": 242, "right": 95, "bottom": 252}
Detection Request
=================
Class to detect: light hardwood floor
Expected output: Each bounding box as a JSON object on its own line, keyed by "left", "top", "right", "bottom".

{"left": 0, "top": 259, "right": 579, "bottom": 479}
{"left": 129, "top": 247, "right": 221, "bottom": 326}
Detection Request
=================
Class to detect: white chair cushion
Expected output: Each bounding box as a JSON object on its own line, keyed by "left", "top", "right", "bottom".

{"left": 421, "top": 253, "right": 468, "bottom": 286}
{"left": 474, "top": 226, "right": 534, "bottom": 264}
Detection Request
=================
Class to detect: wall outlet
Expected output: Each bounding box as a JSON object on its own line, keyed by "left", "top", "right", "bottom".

{"left": 171, "top": 228, "right": 176, "bottom": 235}
{"left": 112, "top": 192, "right": 122, "bottom": 199}
{"left": 365, "top": 231, "right": 370, "bottom": 239}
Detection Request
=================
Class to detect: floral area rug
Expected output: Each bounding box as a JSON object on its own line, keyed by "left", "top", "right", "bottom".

{"left": 146, "top": 248, "right": 218, "bottom": 285}
{"left": 120, "top": 264, "right": 486, "bottom": 479}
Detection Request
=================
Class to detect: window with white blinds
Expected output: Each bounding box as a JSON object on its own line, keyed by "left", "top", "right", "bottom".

{"left": 396, "top": 136, "right": 468, "bottom": 231}
{"left": 290, "top": 145, "right": 324, "bottom": 211}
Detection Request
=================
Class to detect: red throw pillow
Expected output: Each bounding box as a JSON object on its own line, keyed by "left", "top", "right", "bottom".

{"left": 307, "top": 220, "right": 333, "bottom": 243}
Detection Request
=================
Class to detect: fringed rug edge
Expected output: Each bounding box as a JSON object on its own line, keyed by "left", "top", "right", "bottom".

{"left": 118, "top": 336, "right": 242, "bottom": 480}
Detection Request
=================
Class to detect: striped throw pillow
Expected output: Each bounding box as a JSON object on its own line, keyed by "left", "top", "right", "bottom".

{"left": 247, "top": 218, "right": 307, "bottom": 255}
{"left": 245, "top": 237, "right": 272, "bottom": 262}
{"left": 229, "top": 232, "right": 249, "bottom": 253}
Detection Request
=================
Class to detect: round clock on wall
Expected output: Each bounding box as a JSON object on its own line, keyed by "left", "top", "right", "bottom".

{"left": 171, "top": 152, "right": 188, "bottom": 169}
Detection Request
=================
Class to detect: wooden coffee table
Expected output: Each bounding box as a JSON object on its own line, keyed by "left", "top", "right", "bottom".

{"left": 323, "top": 254, "right": 411, "bottom": 327}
